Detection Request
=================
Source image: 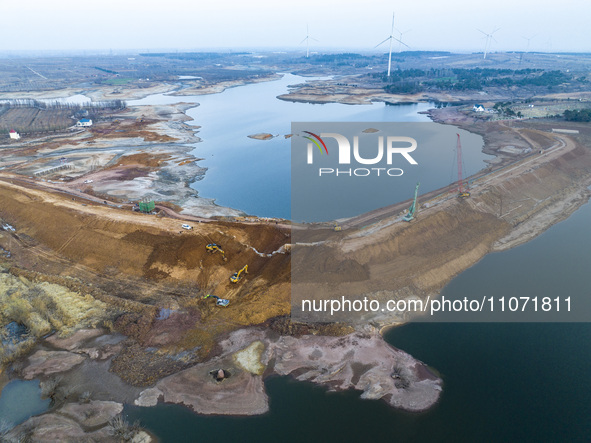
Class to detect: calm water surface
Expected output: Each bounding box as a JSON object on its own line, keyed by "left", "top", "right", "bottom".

{"left": 130, "top": 74, "right": 489, "bottom": 219}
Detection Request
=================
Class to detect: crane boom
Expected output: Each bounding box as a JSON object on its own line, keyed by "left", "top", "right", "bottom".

{"left": 403, "top": 182, "right": 420, "bottom": 222}
{"left": 457, "top": 133, "right": 464, "bottom": 193}
{"left": 457, "top": 134, "right": 470, "bottom": 198}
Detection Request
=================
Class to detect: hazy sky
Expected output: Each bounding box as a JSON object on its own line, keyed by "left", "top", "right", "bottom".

{"left": 1, "top": 0, "right": 590, "bottom": 53}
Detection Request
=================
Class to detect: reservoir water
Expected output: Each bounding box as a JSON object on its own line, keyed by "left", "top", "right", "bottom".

{"left": 130, "top": 74, "right": 490, "bottom": 220}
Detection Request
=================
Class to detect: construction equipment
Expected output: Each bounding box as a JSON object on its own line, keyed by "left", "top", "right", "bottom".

{"left": 203, "top": 294, "right": 230, "bottom": 307}
{"left": 456, "top": 134, "right": 471, "bottom": 198}
{"left": 230, "top": 265, "right": 248, "bottom": 283}
{"left": 206, "top": 243, "right": 227, "bottom": 261}
{"left": 403, "top": 182, "right": 420, "bottom": 222}
{"left": 334, "top": 224, "right": 342, "bottom": 232}
{"left": 139, "top": 200, "right": 155, "bottom": 213}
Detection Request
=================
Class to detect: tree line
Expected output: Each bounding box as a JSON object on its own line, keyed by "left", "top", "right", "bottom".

{"left": 374, "top": 68, "right": 582, "bottom": 94}
{"left": 0, "top": 99, "right": 126, "bottom": 111}
{"left": 563, "top": 109, "right": 591, "bottom": 122}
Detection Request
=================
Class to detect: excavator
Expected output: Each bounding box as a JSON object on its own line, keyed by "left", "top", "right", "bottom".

{"left": 206, "top": 243, "right": 227, "bottom": 261}
{"left": 203, "top": 294, "right": 230, "bottom": 307}
{"left": 230, "top": 265, "right": 248, "bottom": 283}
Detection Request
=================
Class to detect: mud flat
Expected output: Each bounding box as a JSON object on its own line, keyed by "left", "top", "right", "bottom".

{"left": 277, "top": 78, "right": 515, "bottom": 105}
{"left": 247, "top": 132, "right": 275, "bottom": 140}
{"left": 5, "top": 397, "right": 153, "bottom": 442}
{"left": 0, "top": 99, "right": 246, "bottom": 218}
{"left": 4, "top": 326, "right": 438, "bottom": 439}
{"left": 1, "top": 322, "right": 150, "bottom": 441}
{"left": 4, "top": 403, "right": 125, "bottom": 442}
{"left": 136, "top": 328, "right": 441, "bottom": 414}
{"left": 0, "top": 75, "right": 286, "bottom": 218}
{"left": 170, "top": 73, "right": 282, "bottom": 96}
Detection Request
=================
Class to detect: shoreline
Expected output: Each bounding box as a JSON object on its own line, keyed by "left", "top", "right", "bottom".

{"left": 0, "top": 73, "right": 293, "bottom": 220}
{"left": 2, "top": 74, "right": 591, "bottom": 434}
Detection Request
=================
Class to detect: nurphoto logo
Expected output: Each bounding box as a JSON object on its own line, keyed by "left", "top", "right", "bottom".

{"left": 302, "top": 131, "right": 419, "bottom": 177}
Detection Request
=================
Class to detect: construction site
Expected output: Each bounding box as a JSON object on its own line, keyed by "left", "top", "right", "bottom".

{"left": 1, "top": 52, "right": 591, "bottom": 440}
{"left": 1, "top": 104, "right": 589, "bottom": 366}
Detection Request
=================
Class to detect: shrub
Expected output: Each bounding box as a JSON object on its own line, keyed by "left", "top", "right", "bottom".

{"left": 108, "top": 415, "right": 141, "bottom": 442}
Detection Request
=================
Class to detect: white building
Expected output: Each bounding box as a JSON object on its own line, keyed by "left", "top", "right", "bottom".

{"left": 473, "top": 104, "right": 485, "bottom": 112}
{"left": 9, "top": 130, "right": 20, "bottom": 140}
{"left": 76, "top": 118, "right": 93, "bottom": 127}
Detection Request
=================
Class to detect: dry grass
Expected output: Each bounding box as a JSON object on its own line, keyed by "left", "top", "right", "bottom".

{"left": 108, "top": 414, "right": 143, "bottom": 442}
{"left": 0, "top": 272, "right": 114, "bottom": 365}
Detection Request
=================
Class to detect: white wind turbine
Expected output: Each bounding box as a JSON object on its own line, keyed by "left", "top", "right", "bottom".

{"left": 375, "top": 13, "right": 409, "bottom": 77}
{"left": 300, "top": 24, "right": 318, "bottom": 58}
{"left": 395, "top": 28, "right": 411, "bottom": 53}
{"left": 477, "top": 27, "right": 500, "bottom": 59}
{"left": 520, "top": 34, "right": 536, "bottom": 65}
{"left": 523, "top": 34, "right": 536, "bottom": 53}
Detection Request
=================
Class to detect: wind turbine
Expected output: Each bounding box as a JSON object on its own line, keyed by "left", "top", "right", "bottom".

{"left": 519, "top": 34, "right": 536, "bottom": 65}
{"left": 477, "top": 27, "right": 500, "bottom": 59}
{"left": 300, "top": 25, "right": 318, "bottom": 58}
{"left": 375, "top": 13, "right": 409, "bottom": 77}
{"left": 395, "top": 28, "right": 411, "bottom": 53}
{"left": 545, "top": 37, "right": 552, "bottom": 53}
{"left": 522, "top": 34, "right": 536, "bottom": 53}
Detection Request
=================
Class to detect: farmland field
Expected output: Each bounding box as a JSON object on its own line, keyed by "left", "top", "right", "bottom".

{"left": 0, "top": 107, "right": 74, "bottom": 135}
{"left": 103, "top": 77, "right": 133, "bottom": 85}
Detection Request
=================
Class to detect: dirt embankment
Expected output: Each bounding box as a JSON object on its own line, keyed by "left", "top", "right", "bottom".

{"left": 0, "top": 179, "right": 291, "bottom": 382}
{"left": 293, "top": 203, "right": 511, "bottom": 324}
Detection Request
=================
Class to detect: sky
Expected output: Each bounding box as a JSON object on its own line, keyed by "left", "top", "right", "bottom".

{"left": 1, "top": 0, "right": 590, "bottom": 53}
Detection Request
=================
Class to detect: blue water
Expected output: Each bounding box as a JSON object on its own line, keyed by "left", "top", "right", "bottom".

{"left": 130, "top": 74, "right": 489, "bottom": 219}
{"left": 424, "top": 198, "right": 591, "bottom": 322}
{"left": 0, "top": 380, "right": 50, "bottom": 429}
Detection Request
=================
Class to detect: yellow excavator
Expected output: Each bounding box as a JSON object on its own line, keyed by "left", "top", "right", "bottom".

{"left": 334, "top": 224, "right": 342, "bottom": 232}
{"left": 206, "top": 243, "right": 227, "bottom": 261}
{"left": 230, "top": 265, "right": 248, "bottom": 283}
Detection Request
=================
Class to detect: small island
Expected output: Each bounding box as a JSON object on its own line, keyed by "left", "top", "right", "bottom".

{"left": 248, "top": 133, "right": 275, "bottom": 140}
